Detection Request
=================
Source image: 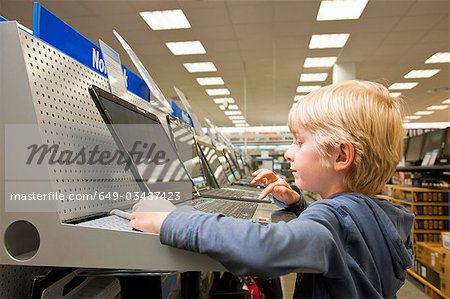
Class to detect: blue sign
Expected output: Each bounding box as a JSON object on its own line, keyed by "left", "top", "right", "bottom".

{"left": 32, "top": 3, "right": 150, "bottom": 101}
{"left": 0, "top": 16, "right": 7, "bottom": 21}
{"left": 170, "top": 100, "right": 194, "bottom": 127}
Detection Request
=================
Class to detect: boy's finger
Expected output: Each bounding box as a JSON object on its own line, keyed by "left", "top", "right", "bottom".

{"left": 258, "top": 180, "right": 282, "bottom": 199}
{"left": 251, "top": 169, "right": 268, "bottom": 177}
{"left": 251, "top": 170, "right": 276, "bottom": 184}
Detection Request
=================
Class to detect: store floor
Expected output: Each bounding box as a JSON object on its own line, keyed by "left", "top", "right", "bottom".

{"left": 280, "top": 273, "right": 427, "bottom": 298}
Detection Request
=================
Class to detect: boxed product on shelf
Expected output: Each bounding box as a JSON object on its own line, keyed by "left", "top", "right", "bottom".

{"left": 440, "top": 249, "right": 450, "bottom": 297}
{"left": 442, "top": 232, "right": 450, "bottom": 250}
{"left": 414, "top": 233, "right": 441, "bottom": 243}
{"left": 414, "top": 220, "right": 449, "bottom": 230}
{"left": 415, "top": 260, "right": 441, "bottom": 289}
{"left": 414, "top": 205, "right": 448, "bottom": 216}
{"left": 415, "top": 242, "right": 445, "bottom": 273}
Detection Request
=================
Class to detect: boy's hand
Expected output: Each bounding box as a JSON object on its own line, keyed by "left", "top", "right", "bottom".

{"left": 251, "top": 169, "right": 300, "bottom": 205}
{"left": 130, "top": 201, "right": 170, "bottom": 233}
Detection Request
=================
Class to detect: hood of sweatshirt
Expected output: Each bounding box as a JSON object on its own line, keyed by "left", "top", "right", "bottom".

{"left": 330, "top": 192, "right": 415, "bottom": 296}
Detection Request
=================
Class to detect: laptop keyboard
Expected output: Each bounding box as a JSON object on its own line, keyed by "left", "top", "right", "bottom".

{"left": 202, "top": 188, "right": 259, "bottom": 199}
{"left": 193, "top": 198, "right": 257, "bottom": 219}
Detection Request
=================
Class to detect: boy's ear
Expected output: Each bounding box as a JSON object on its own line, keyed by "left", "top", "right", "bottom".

{"left": 334, "top": 141, "right": 354, "bottom": 172}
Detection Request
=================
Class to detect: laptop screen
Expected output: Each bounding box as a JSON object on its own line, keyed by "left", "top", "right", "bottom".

{"left": 223, "top": 149, "right": 242, "bottom": 180}
{"left": 198, "top": 142, "right": 231, "bottom": 186}
{"left": 92, "top": 88, "right": 194, "bottom": 199}
{"left": 167, "top": 118, "right": 208, "bottom": 189}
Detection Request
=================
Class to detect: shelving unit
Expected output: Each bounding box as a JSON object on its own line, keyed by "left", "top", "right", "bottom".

{"left": 380, "top": 184, "right": 450, "bottom": 298}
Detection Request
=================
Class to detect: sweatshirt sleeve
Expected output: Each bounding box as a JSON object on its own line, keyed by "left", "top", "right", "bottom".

{"left": 273, "top": 186, "right": 309, "bottom": 216}
{"left": 160, "top": 203, "right": 347, "bottom": 279}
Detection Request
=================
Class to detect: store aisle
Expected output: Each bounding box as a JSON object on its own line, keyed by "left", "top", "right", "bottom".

{"left": 280, "top": 274, "right": 427, "bottom": 299}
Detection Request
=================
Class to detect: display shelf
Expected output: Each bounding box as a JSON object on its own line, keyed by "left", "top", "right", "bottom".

{"left": 408, "top": 269, "right": 449, "bottom": 299}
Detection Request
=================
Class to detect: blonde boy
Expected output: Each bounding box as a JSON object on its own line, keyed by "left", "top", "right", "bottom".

{"left": 131, "top": 80, "right": 414, "bottom": 298}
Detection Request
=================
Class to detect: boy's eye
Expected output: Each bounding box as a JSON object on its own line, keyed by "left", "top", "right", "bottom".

{"left": 293, "top": 140, "right": 303, "bottom": 147}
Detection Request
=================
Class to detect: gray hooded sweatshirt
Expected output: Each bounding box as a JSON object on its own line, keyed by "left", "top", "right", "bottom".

{"left": 160, "top": 193, "right": 414, "bottom": 298}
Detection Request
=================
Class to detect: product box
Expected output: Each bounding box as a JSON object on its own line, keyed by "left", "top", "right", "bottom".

{"left": 415, "top": 260, "right": 441, "bottom": 289}
{"left": 442, "top": 232, "right": 450, "bottom": 250}
{"left": 416, "top": 242, "right": 427, "bottom": 264}
{"left": 427, "top": 245, "right": 446, "bottom": 273}
{"left": 440, "top": 250, "right": 450, "bottom": 297}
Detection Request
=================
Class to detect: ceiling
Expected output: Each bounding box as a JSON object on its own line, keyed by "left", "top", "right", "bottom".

{"left": 1, "top": 0, "right": 449, "bottom": 127}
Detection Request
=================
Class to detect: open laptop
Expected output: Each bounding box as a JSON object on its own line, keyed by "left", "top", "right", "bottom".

{"left": 88, "top": 85, "right": 277, "bottom": 222}
{"left": 197, "top": 140, "right": 265, "bottom": 191}
{"left": 165, "top": 115, "right": 272, "bottom": 203}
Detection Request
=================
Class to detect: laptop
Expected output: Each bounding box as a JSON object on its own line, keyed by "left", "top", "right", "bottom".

{"left": 166, "top": 115, "right": 272, "bottom": 203}
{"left": 88, "top": 85, "right": 277, "bottom": 223}
{"left": 196, "top": 141, "right": 265, "bottom": 191}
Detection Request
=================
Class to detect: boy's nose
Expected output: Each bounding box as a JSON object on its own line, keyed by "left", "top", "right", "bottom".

{"left": 284, "top": 147, "right": 294, "bottom": 162}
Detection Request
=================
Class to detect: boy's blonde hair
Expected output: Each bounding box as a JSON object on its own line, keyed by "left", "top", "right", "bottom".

{"left": 288, "top": 80, "right": 404, "bottom": 196}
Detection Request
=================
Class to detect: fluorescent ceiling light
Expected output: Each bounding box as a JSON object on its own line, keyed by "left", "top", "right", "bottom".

{"left": 232, "top": 120, "right": 247, "bottom": 124}
{"left": 309, "top": 33, "right": 350, "bottom": 49}
{"left": 404, "top": 69, "right": 440, "bottom": 78}
{"left": 294, "top": 95, "right": 305, "bottom": 101}
{"left": 304, "top": 57, "right": 337, "bottom": 68}
{"left": 297, "top": 85, "right": 322, "bottom": 93}
{"left": 425, "top": 52, "right": 450, "bottom": 64}
{"left": 166, "top": 41, "right": 205, "bottom": 55}
{"left": 405, "top": 115, "right": 422, "bottom": 120}
{"left": 402, "top": 120, "right": 411, "bottom": 123}
{"left": 415, "top": 111, "right": 434, "bottom": 116}
{"left": 196, "top": 77, "right": 224, "bottom": 86}
{"left": 206, "top": 88, "right": 230, "bottom": 96}
{"left": 225, "top": 110, "right": 242, "bottom": 116}
{"left": 228, "top": 105, "right": 239, "bottom": 110}
{"left": 299, "top": 73, "right": 328, "bottom": 82}
{"left": 183, "top": 62, "right": 216, "bottom": 73}
{"left": 213, "top": 97, "right": 235, "bottom": 104}
{"left": 317, "top": 0, "right": 368, "bottom": 21}
{"left": 140, "top": 9, "right": 191, "bottom": 30}
{"left": 427, "top": 105, "right": 449, "bottom": 110}
{"left": 442, "top": 99, "right": 450, "bottom": 104}
{"left": 389, "top": 92, "right": 402, "bottom": 97}
{"left": 218, "top": 105, "right": 226, "bottom": 111}
{"left": 235, "top": 123, "right": 249, "bottom": 127}
{"left": 388, "top": 82, "right": 418, "bottom": 90}
{"left": 229, "top": 115, "right": 245, "bottom": 120}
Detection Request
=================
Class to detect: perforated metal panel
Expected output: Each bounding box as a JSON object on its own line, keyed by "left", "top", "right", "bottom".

{"left": 18, "top": 31, "right": 151, "bottom": 223}
{"left": 0, "top": 265, "right": 51, "bottom": 298}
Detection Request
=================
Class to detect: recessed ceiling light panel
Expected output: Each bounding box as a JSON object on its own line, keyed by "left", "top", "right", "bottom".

{"left": 388, "top": 82, "right": 418, "bottom": 90}
{"left": 196, "top": 77, "right": 224, "bottom": 85}
{"left": 304, "top": 57, "right": 337, "bottom": 68}
{"left": 299, "top": 73, "right": 328, "bottom": 82}
{"left": 213, "top": 97, "right": 235, "bottom": 104}
{"left": 317, "top": 0, "right": 368, "bottom": 21}
{"left": 166, "top": 41, "right": 206, "bottom": 55}
{"left": 229, "top": 116, "right": 245, "bottom": 120}
{"left": 389, "top": 92, "right": 402, "bottom": 97}
{"left": 404, "top": 69, "right": 440, "bottom": 78}
{"left": 414, "top": 111, "right": 434, "bottom": 115}
{"left": 225, "top": 110, "right": 242, "bottom": 116}
{"left": 140, "top": 9, "right": 191, "bottom": 30}
{"left": 425, "top": 52, "right": 450, "bottom": 64}
{"left": 206, "top": 88, "right": 230, "bottom": 96}
{"left": 427, "top": 105, "right": 449, "bottom": 111}
{"left": 309, "top": 34, "right": 350, "bottom": 49}
{"left": 183, "top": 62, "right": 216, "bottom": 73}
{"left": 296, "top": 85, "right": 322, "bottom": 93}
{"left": 404, "top": 115, "right": 422, "bottom": 120}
